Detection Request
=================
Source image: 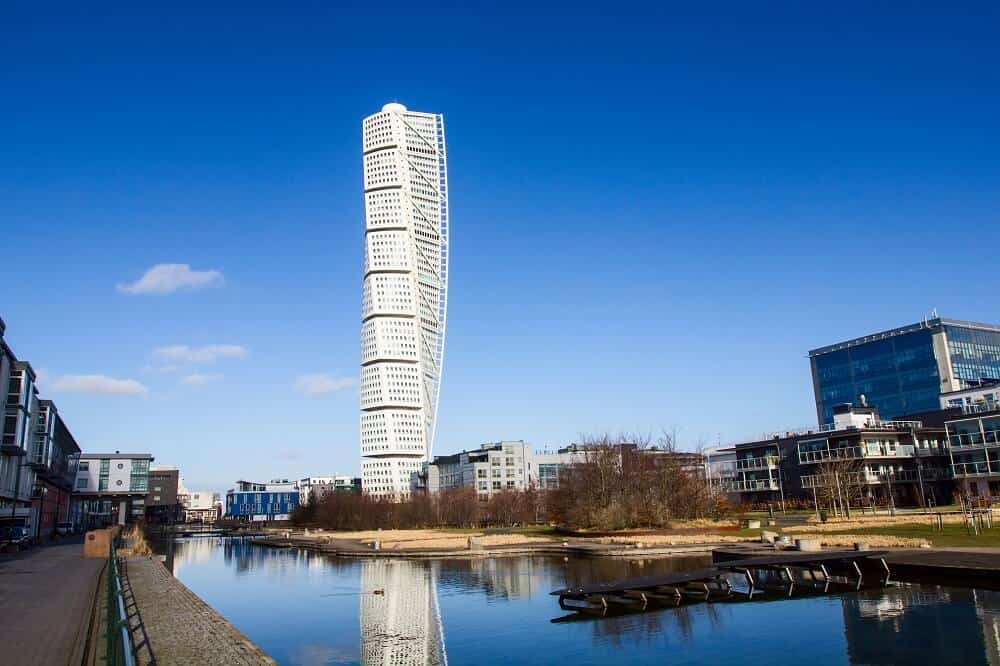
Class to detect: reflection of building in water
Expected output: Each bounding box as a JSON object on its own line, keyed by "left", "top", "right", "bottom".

{"left": 842, "top": 584, "right": 997, "bottom": 664}
{"left": 360, "top": 560, "right": 447, "bottom": 666}
{"left": 975, "top": 590, "right": 1000, "bottom": 666}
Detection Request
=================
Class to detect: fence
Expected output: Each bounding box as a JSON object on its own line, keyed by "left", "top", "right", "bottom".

{"left": 105, "top": 534, "right": 135, "bottom": 666}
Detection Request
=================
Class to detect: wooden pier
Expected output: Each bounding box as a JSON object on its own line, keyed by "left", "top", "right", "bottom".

{"left": 551, "top": 550, "right": 890, "bottom": 616}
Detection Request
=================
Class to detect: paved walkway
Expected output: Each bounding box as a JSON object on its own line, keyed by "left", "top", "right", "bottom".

{"left": 0, "top": 539, "right": 103, "bottom": 666}
{"left": 124, "top": 556, "right": 274, "bottom": 665}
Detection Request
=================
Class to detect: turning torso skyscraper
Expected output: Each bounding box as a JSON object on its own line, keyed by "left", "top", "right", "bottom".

{"left": 360, "top": 103, "right": 449, "bottom": 498}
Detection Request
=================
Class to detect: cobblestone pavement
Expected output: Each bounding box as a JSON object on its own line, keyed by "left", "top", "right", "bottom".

{"left": 124, "top": 556, "right": 275, "bottom": 665}
{"left": 0, "top": 538, "right": 103, "bottom": 666}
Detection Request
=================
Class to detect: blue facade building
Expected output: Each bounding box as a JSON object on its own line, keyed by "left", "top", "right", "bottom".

{"left": 225, "top": 479, "right": 299, "bottom": 521}
{"left": 810, "top": 317, "right": 1000, "bottom": 424}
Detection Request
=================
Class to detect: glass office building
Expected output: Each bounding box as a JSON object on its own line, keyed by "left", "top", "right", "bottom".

{"left": 810, "top": 318, "right": 1000, "bottom": 424}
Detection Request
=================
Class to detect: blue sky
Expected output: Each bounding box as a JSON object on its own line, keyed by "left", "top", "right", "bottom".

{"left": 2, "top": 2, "right": 999, "bottom": 491}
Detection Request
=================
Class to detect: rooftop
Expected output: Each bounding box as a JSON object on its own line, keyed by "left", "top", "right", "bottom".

{"left": 808, "top": 317, "right": 1000, "bottom": 357}
{"left": 80, "top": 452, "right": 154, "bottom": 460}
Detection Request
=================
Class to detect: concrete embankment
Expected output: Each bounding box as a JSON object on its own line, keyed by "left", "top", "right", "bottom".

{"left": 121, "top": 557, "right": 274, "bottom": 665}
{"left": 252, "top": 534, "right": 728, "bottom": 559}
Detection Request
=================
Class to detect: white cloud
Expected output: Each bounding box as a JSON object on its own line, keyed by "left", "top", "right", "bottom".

{"left": 51, "top": 374, "right": 149, "bottom": 396}
{"left": 117, "top": 263, "right": 224, "bottom": 295}
{"left": 295, "top": 373, "right": 356, "bottom": 397}
{"left": 180, "top": 373, "right": 222, "bottom": 386}
{"left": 153, "top": 344, "right": 248, "bottom": 364}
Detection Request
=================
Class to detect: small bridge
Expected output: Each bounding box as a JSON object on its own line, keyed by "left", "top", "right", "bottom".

{"left": 551, "top": 550, "right": 890, "bottom": 617}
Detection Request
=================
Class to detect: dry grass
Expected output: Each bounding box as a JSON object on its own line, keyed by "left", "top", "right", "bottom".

{"left": 787, "top": 514, "right": 968, "bottom": 533}
{"left": 667, "top": 519, "right": 739, "bottom": 530}
{"left": 790, "top": 533, "right": 929, "bottom": 548}
{"left": 591, "top": 534, "right": 755, "bottom": 546}
{"left": 293, "top": 529, "right": 556, "bottom": 551}
{"left": 118, "top": 524, "right": 152, "bottom": 556}
{"left": 378, "top": 534, "right": 554, "bottom": 550}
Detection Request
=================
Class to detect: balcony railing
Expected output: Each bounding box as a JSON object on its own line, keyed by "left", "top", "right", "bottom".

{"left": 798, "top": 446, "right": 863, "bottom": 465}
{"left": 949, "top": 430, "right": 1000, "bottom": 449}
{"left": 722, "top": 478, "right": 779, "bottom": 492}
{"left": 952, "top": 461, "right": 993, "bottom": 478}
{"left": 863, "top": 444, "right": 915, "bottom": 458}
{"left": 960, "top": 402, "right": 1000, "bottom": 416}
{"left": 801, "top": 468, "right": 947, "bottom": 488}
{"left": 798, "top": 443, "right": 919, "bottom": 465}
{"left": 735, "top": 456, "right": 780, "bottom": 471}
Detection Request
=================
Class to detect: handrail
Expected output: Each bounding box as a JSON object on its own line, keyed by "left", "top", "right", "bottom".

{"left": 106, "top": 534, "right": 135, "bottom": 666}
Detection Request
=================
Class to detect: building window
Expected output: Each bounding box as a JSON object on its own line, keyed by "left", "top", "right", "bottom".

{"left": 79, "top": 461, "right": 90, "bottom": 471}
{"left": 77, "top": 478, "right": 88, "bottom": 489}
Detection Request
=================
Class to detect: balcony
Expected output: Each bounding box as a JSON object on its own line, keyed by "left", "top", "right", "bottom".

{"left": 949, "top": 430, "right": 1000, "bottom": 450}
{"left": 721, "top": 478, "right": 779, "bottom": 492}
{"left": 798, "top": 446, "right": 863, "bottom": 465}
{"left": 798, "top": 444, "right": 916, "bottom": 465}
{"left": 801, "top": 468, "right": 945, "bottom": 488}
{"left": 735, "top": 456, "right": 780, "bottom": 471}
{"left": 952, "top": 461, "right": 994, "bottom": 478}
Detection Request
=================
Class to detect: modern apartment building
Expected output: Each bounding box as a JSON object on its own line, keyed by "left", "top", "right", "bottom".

{"left": 810, "top": 317, "right": 1000, "bottom": 424}
{"left": 146, "top": 467, "right": 182, "bottom": 523}
{"left": 945, "top": 402, "right": 1000, "bottom": 496}
{"left": 708, "top": 403, "right": 968, "bottom": 508}
{"left": 299, "top": 475, "right": 360, "bottom": 505}
{"left": 414, "top": 440, "right": 702, "bottom": 500}
{"left": 72, "top": 453, "right": 154, "bottom": 527}
{"left": 415, "top": 441, "right": 533, "bottom": 501}
{"left": 225, "top": 479, "right": 299, "bottom": 521}
{"left": 1, "top": 321, "right": 42, "bottom": 530}
{"left": 29, "top": 403, "right": 80, "bottom": 539}
{"left": 186, "top": 491, "right": 219, "bottom": 523}
{"left": 360, "top": 102, "right": 450, "bottom": 499}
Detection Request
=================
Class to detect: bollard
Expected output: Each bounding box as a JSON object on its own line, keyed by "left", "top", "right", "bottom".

{"left": 373, "top": 540, "right": 381, "bottom": 551}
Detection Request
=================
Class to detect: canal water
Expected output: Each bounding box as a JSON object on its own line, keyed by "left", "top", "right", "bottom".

{"left": 157, "top": 536, "right": 999, "bottom": 665}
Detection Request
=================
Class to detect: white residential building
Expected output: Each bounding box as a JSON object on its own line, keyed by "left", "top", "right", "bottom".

{"left": 186, "top": 491, "right": 218, "bottom": 523}
{"left": 72, "top": 452, "right": 154, "bottom": 526}
{"left": 360, "top": 102, "right": 450, "bottom": 499}
{"left": 299, "top": 475, "right": 358, "bottom": 504}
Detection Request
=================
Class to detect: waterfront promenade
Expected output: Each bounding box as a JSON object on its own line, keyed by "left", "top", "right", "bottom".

{"left": 0, "top": 539, "right": 103, "bottom": 666}
{"left": 123, "top": 556, "right": 274, "bottom": 665}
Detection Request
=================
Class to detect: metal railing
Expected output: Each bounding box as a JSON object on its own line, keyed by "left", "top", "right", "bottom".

{"left": 106, "top": 536, "right": 135, "bottom": 666}
{"left": 952, "top": 461, "right": 993, "bottom": 478}
{"left": 798, "top": 443, "right": 920, "bottom": 465}
{"left": 798, "top": 446, "right": 863, "bottom": 465}
{"left": 949, "top": 430, "right": 1000, "bottom": 449}
{"left": 721, "top": 478, "right": 779, "bottom": 492}
{"left": 735, "top": 456, "right": 780, "bottom": 471}
{"left": 960, "top": 402, "right": 1000, "bottom": 416}
{"left": 801, "top": 467, "right": 950, "bottom": 488}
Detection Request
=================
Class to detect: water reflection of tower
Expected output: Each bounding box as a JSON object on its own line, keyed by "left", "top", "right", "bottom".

{"left": 360, "top": 560, "right": 447, "bottom": 666}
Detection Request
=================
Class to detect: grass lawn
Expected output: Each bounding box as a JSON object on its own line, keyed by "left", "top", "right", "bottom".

{"left": 734, "top": 522, "right": 1000, "bottom": 548}
{"left": 822, "top": 522, "right": 1000, "bottom": 548}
